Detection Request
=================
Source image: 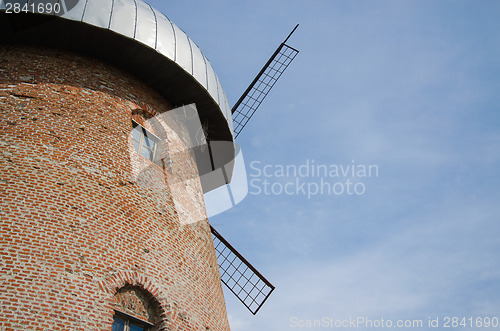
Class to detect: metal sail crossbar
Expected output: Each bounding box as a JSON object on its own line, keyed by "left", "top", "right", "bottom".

{"left": 231, "top": 24, "right": 299, "bottom": 138}
{"left": 211, "top": 226, "right": 275, "bottom": 315}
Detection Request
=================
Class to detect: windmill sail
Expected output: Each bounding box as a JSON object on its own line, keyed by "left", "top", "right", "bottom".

{"left": 211, "top": 25, "right": 299, "bottom": 315}
{"left": 232, "top": 24, "right": 299, "bottom": 138}
{"left": 211, "top": 226, "right": 275, "bottom": 315}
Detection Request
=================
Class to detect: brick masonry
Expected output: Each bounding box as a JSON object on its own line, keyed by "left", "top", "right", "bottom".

{"left": 0, "top": 45, "right": 230, "bottom": 331}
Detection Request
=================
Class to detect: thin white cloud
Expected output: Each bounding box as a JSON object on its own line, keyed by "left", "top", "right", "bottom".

{"left": 227, "top": 195, "right": 500, "bottom": 330}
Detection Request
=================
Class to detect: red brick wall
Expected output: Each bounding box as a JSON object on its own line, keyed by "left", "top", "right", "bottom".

{"left": 0, "top": 46, "right": 230, "bottom": 331}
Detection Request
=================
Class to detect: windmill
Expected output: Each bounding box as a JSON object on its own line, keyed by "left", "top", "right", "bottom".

{"left": 210, "top": 24, "right": 300, "bottom": 315}
{"left": 0, "top": 0, "right": 299, "bottom": 323}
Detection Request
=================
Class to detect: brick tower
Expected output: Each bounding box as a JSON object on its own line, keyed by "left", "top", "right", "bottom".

{"left": 0, "top": 1, "right": 234, "bottom": 330}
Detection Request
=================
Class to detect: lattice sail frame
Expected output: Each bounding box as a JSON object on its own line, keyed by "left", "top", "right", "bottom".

{"left": 232, "top": 25, "right": 299, "bottom": 138}
{"left": 211, "top": 226, "right": 275, "bottom": 315}
{"left": 211, "top": 25, "right": 298, "bottom": 315}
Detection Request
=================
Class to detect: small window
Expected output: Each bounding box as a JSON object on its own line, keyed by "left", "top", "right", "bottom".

{"left": 112, "top": 310, "right": 154, "bottom": 331}
{"left": 132, "top": 121, "right": 160, "bottom": 162}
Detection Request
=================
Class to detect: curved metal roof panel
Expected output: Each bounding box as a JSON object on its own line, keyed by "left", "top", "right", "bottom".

{"left": 191, "top": 40, "right": 207, "bottom": 90}
{"left": 109, "top": 0, "right": 136, "bottom": 38}
{"left": 206, "top": 59, "right": 219, "bottom": 106}
{"left": 0, "top": 0, "right": 233, "bottom": 138}
{"left": 173, "top": 23, "right": 192, "bottom": 74}
{"left": 155, "top": 8, "right": 176, "bottom": 59}
{"left": 135, "top": 1, "right": 157, "bottom": 49}
{"left": 82, "top": 0, "right": 113, "bottom": 29}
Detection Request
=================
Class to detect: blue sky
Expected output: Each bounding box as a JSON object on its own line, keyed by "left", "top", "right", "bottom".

{"left": 151, "top": 1, "right": 500, "bottom": 330}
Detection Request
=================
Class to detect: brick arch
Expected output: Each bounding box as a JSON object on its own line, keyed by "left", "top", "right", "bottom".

{"left": 99, "top": 272, "right": 175, "bottom": 330}
{"left": 98, "top": 271, "right": 163, "bottom": 297}
{"left": 115, "top": 285, "right": 159, "bottom": 325}
{"left": 130, "top": 99, "right": 163, "bottom": 117}
{"left": 132, "top": 108, "right": 154, "bottom": 127}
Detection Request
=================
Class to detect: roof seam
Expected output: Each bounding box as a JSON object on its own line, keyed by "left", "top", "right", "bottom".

{"left": 56, "top": 0, "right": 63, "bottom": 16}
{"left": 214, "top": 70, "right": 221, "bottom": 106}
{"left": 108, "top": 0, "right": 115, "bottom": 29}
{"left": 187, "top": 37, "right": 194, "bottom": 75}
{"left": 146, "top": 3, "right": 158, "bottom": 50}
{"left": 201, "top": 54, "right": 209, "bottom": 93}
{"left": 81, "top": 0, "right": 89, "bottom": 22}
{"left": 169, "top": 19, "right": 176, "bottom": 62}
{"left": 132, "top": 0, "right": 137, "bottom": 39}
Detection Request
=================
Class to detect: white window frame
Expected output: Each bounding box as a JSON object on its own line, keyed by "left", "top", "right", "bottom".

{"left": 113, "top": 310, "right": 154, "bottom": 331}
{"left": 132, "top": 120, "right": 160, "bottom": 162}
